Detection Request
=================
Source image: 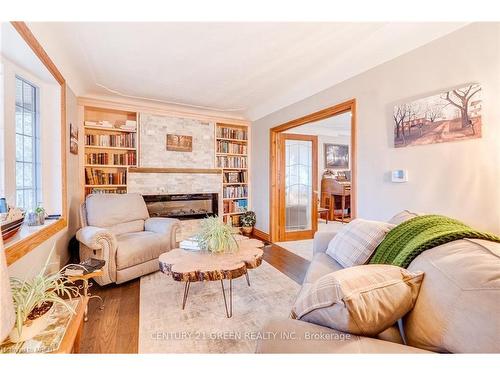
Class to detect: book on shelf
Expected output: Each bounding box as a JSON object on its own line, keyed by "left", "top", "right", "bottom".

{"left": 217, "top": 140, "right": 247, "bottom": 154}
{"left": 223, "top": 171, "right": 247, "bottom": 183}
{"left": 223, "top": 199, "right": 247, "bottom": 214}
{"left": 88, "top": 188, "right": 127, "bottom": 194}
{"left": 85, "top": 151, "right": 136, "bottom": 166}
{"left": 85, "top": 167, "right": 126, "bottom": 185}
{"left": 223, "top": 185, "right": 248, "bottom": 199}
{"left": 217, "top": 155, "right": 247, "bottom": 168}
{"left": 85, "top": 133, "right": 136, "bottom": 148}
{"left": 84, "top": 120, "right": 113, "bottom": 128}
{"left": 64, "top": 258, "right": 106, "bottom": 276}
{"left": 217, "top": 127, "right": 247, "bottom": 140}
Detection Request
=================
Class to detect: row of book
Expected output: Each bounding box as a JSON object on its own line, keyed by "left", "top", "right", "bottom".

{"left": 223, "top": 186, "right": 248, "bottom": 199}
{"left": 223, "top": 171, "right": 247, "bottom": 184}
{"left": 85, "top": 151, "right": 137, "bottom": 166}
{"left": 217, "top": 156, "right": 248, "bottom": 169}
{"left": 85, "top": 168, "right": 127, "bottom": 185}
{"left": 223, "top": 199, "right": 248, "bottom": 214}
{"left": 86, "top": 188, "right": 127, "bottom": 195}
{"left": 85, "top": 133, "right": 136, "bottom": 148}
{"left": 217, "top": 127, "right": 248, "bottom": 140}
{"left": 217, "top": 141, "right": 247, "bottom": 154}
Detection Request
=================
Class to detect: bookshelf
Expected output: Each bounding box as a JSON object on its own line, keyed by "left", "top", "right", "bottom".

{"left": 216, "top": 123, "right": 249, "bottom": 227}
{"left": 83, "top": 106, "right": 138, "bottom": 197}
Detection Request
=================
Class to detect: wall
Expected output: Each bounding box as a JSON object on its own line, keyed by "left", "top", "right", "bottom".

{"left": 252, "top": 23, "right": 500, "bottom": 234}
{"left": 8, "top": 86, "right": 80, "bottom": 277}
{"left": 1, "top": 57, "right": 62, "bottom": 214}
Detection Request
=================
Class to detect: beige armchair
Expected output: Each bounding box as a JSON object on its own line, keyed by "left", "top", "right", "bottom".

{"left": 76, "top": 193, "right": 181, "bottom": 286}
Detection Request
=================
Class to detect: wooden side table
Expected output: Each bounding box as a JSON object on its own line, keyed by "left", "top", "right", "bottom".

{"left": 68, "top": 270, "right": 104, "bottom": 322}
{"left": 0, "top": 296, "right": 88, "bottom": 354}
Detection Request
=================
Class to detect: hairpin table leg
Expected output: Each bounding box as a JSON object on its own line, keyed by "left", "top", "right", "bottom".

{"left": 245, "top": 270, "right": 251, "bottom": 287}
{"left": 220, "top": 279, "right": 233, "bottom": 318}
{"left": 182, "top": 281, "right": 191, "bottom": 310}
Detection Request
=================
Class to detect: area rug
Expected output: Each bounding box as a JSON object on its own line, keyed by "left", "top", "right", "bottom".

{"left": 139, "top": 261, "right": 300, "bottom": 353}
{"left": 275, "top": 239, "right": 314, "bottom": 261}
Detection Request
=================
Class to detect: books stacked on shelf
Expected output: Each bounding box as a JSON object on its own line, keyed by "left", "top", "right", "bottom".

{"left": 88, "top": 187, "right": 127, "bottom": 195}
{"left": 217, "top": 127, "right": 247, "bottom": 140}
{"left": 85, "top": 151, "right": 136, "bottom": 166}
{"left": 217, "top": 155, "right": 247, "bottom": 169}
{"left": 223, "top": 171, "right": 247, "bottom": 183}
{"left": 217, "top": 141, "right": 247, "bottom": 154}
{"left": 179, "top": 237, "right": 201, "bottom": 251}
{"left": 114, "top": 120, "right": 137, "bottom": 131}
{"left": 223, "top": 186, "right": 248, "bottom": 199}
{"left": 85, "top": 133, "right": 136, "bottom": 148}
{"left": 85, "top": 168, "right": 126, "bottom": 185}
{"left": 85, "top": 120, "right": 113, "bottom": 128}
{"left": 224, "top": 199, "right": 247, "bottom": 214}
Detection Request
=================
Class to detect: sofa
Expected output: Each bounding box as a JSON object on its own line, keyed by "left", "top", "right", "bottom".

{"left": 76, "top": 193, "right": 181, "bottom": 286}
{"left": 256, "top": 212, "right": 500, "bottom": 353}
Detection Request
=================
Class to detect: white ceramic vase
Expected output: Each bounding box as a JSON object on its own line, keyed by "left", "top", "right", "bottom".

{"left": 8, "top": 304, "right": 54, "bottom": 343}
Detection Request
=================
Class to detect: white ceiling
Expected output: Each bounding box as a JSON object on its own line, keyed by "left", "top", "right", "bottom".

{"left": 26, "top": 22, "right": 466, "bottom": 121}
{"left": 285, "top": 112, "right": 351, "bottom": 137}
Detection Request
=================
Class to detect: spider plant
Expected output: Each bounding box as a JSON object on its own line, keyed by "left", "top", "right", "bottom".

{"left": 10, "top": 246, "right": 80, "bottom": 336}
{"left": 196, "top": 216, "right": 239, "bottom": 254}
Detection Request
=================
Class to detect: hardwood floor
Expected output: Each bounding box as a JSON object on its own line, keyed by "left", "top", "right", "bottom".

{"left": 79, "top": 243, "right": 309, "bottom": 353}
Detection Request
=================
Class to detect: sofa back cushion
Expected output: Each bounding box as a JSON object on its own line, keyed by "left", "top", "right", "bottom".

{"left": 85, "top": 193, "right": 150, "bottom": 228}
{"left": 388, "top": 210, "right": 421, "bottom": 225}
{"left": 405, "top": 239, "right": 500, "bottom": 353}
{"left": 326, "top": 219, "right": 394, "bottom": 267}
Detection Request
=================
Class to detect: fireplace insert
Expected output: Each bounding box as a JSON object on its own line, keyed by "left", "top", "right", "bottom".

{"left": 142, "top": 193, "right": 218, "bottom": 220}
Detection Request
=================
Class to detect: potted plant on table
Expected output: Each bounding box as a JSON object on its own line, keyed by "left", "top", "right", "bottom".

{"left": 197, "top": 216, "right": 239, "bottom": 254}
{"left": 8, "top": 248, "right": 80, "bottom": 343}
{"left": 240, "top": 211, "right": 256, "bottom": 236}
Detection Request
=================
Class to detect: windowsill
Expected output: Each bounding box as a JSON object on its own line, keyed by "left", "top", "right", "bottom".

{"left": 4, "top": 218, "right": 67, "bottom": 265}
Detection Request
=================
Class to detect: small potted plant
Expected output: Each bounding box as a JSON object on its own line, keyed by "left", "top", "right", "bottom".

{"left": 240, "top": 211, "right": 256, "bottom": 236}
{"left": 9, "top": 248, "right": 80, "bottom": 343}
{"left": 197, "top": 216, "right": 239, "bottom": 254}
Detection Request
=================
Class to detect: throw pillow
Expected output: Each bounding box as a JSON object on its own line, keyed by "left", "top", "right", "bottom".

{"left": 388, "top": 210, "right": 421, "bottom": 225}
{"left": 326, "top": 218, "right": 394, "bottom": 267}
{"left": 291, "top": 264, "right": 424, "bottom": 336}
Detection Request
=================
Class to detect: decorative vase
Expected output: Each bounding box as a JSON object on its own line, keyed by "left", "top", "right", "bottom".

{"left": 241, "top": 226, "right": 253, "bottom": 236}
{"left": 8, "top": 303, "right": 54, "bottom": 343}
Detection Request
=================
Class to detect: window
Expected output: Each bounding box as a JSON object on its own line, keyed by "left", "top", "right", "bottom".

{"left": 15, "top": 76, "right": 40, "bottom": 211}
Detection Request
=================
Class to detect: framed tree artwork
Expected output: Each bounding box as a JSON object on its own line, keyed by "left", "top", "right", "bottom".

{"left": 69, "top": 122, "right": 78, "bottom": 155}
{"left": 166, "top": 134, "right": 193, "bottom": 152}
{"left": 324, "top": 143, "right": 349, "bottom": 169}
{"left": 393, "top": 83, "right": 482, "bottom": 148}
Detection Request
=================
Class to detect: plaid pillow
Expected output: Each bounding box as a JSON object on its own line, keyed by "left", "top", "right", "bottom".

{"left": 326, "top": 219, "right": 394, "bottom": 267}
{"left": 291, "top": 264, "right": 424, "bottom": 335}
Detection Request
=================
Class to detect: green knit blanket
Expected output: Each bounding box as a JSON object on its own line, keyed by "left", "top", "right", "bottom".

{"left": 369, "top": 215, "right": 500, "bottom": 268}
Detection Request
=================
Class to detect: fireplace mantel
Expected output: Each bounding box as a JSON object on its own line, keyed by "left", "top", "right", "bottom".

{"left": 129, "top": 167, "right": 222, "bottom": 174}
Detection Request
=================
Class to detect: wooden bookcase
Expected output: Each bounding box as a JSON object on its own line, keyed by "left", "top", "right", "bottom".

{"left": 83, "top": 106, "right": 138, "bottom": 197}
{"left": 216, "top": 123, "right": 249, "bottom": 227}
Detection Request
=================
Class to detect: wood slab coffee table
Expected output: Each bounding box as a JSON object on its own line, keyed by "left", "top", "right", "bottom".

{"left": 159, "top": 237, "right": 264, "bottom": 318}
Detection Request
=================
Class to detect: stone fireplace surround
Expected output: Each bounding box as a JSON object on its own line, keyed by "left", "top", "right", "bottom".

{"left": 127, "top": 113, "right": 223, "bottom": 229}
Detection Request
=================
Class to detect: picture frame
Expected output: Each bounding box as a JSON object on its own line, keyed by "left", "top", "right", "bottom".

{"left": 324, "top": 143, "right": 349, "bottom": 169}
{"left": 166, "top": 134, "right": 193, "bottom": 152}
{"left": 69, "top": 122, "right": 78, "bottom": 155}
{"left": 393, "top": 83, "right": 482, "bottom": 148}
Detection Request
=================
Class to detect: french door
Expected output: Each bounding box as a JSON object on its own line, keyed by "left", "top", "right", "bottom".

{"left": 278, "top": 133, "right": 318, "bottom": 241}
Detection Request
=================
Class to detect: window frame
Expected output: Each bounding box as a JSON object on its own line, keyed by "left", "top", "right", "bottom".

{"left": 4, "top": 22, "right": 67, "bottom": 265}
{"left": 15, "top": 75, "right": 41, "bottom": 211}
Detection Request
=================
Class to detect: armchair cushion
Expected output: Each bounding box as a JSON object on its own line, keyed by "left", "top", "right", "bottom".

{"left": 107, "top": 219, "right": 145, "bottom": 235}
{"left": 116, "top": 231, "right": 172, "bottom": 270}
{"left": 85, "top": 193, "right": 149, "bottom": 228}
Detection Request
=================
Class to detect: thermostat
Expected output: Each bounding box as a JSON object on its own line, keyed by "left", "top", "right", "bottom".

{"left": 391, "top": 169, "right": 408, "bottom": 183}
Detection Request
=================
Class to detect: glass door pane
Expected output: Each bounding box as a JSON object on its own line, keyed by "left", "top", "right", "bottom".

{"left": 285, "top": 139, "right": 313, "bottom": 231}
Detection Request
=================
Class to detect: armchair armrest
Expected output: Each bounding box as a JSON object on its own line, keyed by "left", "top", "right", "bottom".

{"left": 313, "top": 231, "right": 338, "bottom": 255}
{"left": 76, "top": 226, "right": 118, "bottom": 285}
{"left": 145, "top": 217, "right": 181, "bottom": 248}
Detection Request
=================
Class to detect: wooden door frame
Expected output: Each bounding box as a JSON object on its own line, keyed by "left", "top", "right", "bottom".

{"left": 278, "top": 133, "right": 318, "bottom": 241}
{"left": 270, "top": 99, "right": 357, "bottom": 243}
